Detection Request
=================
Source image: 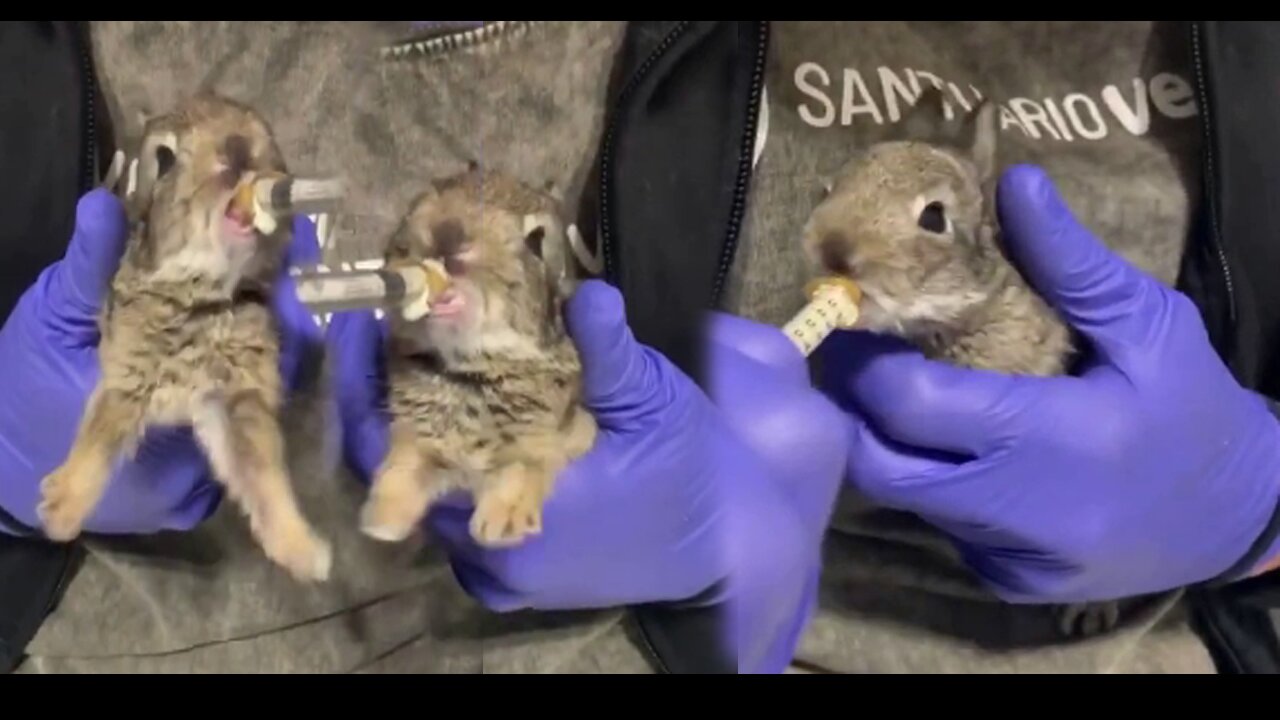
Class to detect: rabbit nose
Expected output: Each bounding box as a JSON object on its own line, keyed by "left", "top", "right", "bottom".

{"left": 431, "top": 219, "right": 471, "bottom": 275}
{"left": 819, "top": 231, "right": 855, "bottom": 275}
{"left": 224, "top": 134, "right": 252, "bottom": 174}
{"left": 432, "top": 219, "right": 466, "bottom": 256}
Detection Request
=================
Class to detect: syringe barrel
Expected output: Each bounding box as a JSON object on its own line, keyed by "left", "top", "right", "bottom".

{"left": 293, "top": 268, "right": 409, "bottom": 314}
{"left": 255, "top": 176, "right": 345, "bottom": 216}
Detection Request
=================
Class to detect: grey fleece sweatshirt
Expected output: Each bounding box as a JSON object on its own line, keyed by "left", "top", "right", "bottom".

{"left": 18, "top": 20, "right": 1215, "bottom": 673}
{"left": 20, "top": 20, "right": 655, "bottom": 674}
{"left": 729, "top": 20, "right": 1213, "bottom": 673}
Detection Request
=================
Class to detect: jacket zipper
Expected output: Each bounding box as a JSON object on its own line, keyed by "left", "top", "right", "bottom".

{"left": 380, "top": 21, "right": 534, "bottom": 60}
{"left": 596, "top": 21, "right": 770, "bottom": 304}
{"left": 596, "top": 22, "right": 769, "bottom": 675}
{"left": 1190, "top": 21, "right": 1237, "bottom": 329}
{"left": 596, "top": 21, "right": 693, "bottom": 282}
{"left": 592, "top": 23, "right": 696, "bottom": 677}
{"left": 709, "top": 21, "right": 769, "bottom": 306}
{"left": 71, "top": 21, "right": 98, "bottom": 193}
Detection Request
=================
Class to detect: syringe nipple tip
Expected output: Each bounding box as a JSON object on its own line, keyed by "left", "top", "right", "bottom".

{"left": 419, "top": 259, "right": 452, "bottom": 295}
{"left": 804, "top": 275, "right": 862, "bottom": 305}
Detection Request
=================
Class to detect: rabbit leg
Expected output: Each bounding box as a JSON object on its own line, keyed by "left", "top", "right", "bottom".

{"left": 359, "top": 421, "right": 454, "bottom": 542}
{"left": 194, "top": 391, "right": 331, "bottom": 582}
{"left": 39, "top": 386, "right": 144, "bottom": 541}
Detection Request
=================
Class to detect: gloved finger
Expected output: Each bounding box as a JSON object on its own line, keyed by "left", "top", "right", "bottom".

{"left": 817, "top": 330, "right": 915, "bottom": 411}
{"left": 847, "top": 416, "right": 1059, "bottom": 546}
{"left": 163, "top": 480, "right": 225, "bottom": 532}
{"left": 425, "top": 504, "right": 482, "bottom": 562}
{"left": 344, "top": 412, "right": 390, "bottom": 484}
{"left": 710, "top": 345, "right": 848, "bottom": 530}
{"left": 448, "top": 558, "right": 526, "bottom": 612}
{"left": 328, "top": 309, "right": 386, "bottom": 413}
{"left": 426, "top": 489, "right": 476, "bottom": 514}
{"left": 286, "top": 215, "right": 324, "bottom": 267}
{"left": 93, "top": 427, "right": 222, "bottom": 534}
{"left": 706, "top": 311, "right": 810, "bottom": 391}
{"left": 825, "top": 329, "right": 1034, "bottom": 457}
{"left": 49, "top": 189, "right": 129, "bottom": 324}
{"left": 327, "top": 310, "right": 390, "bottom": 481}
{"left": 843, "top": 410, "right": 964, "bottom": 511}
{"left": 272, "top": 216, "right": 325, "bottom": 352}
{"left": 427, "top": 500, "right": 552, "bottom": 583}
{"left": 955, "top": 541, "right": 1083, "bottom": 604}
{"left": 427, "top": 508, "right": 532, "bottom": 611}
{"left": 996, "top": 165, "right": 1168, "bottom": 362}
{"left": 565, "top": 280, "right": 655, "bottom": 411}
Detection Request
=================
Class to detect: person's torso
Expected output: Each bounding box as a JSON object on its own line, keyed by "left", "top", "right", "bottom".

{"left": 20, "top": 20, "right": 658, "bottom": 674}
{"left": 0, "top": 21, "right": 94, "bottom": 322}
{"left": 726, "top": 20, "right": 1215, "bottom": 673}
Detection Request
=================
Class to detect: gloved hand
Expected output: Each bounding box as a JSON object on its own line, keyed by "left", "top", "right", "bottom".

{"left": 330, "top": 280, "right": 728, "bottom": 609}
{"left": 330, "top": 280, "right": 848, "bottom": 673}
{"left": 707, "top": 313, "right": 847, "bottom": 674}
{"left": 821, "top": 164, "right": 1280, "bottom": 604}
{"left": 0, "top": 189, "right": 324, "bottom": 536}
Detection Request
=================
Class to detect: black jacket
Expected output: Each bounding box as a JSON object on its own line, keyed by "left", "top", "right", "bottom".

{"left": 2, "top": 20, "right": 1278, "bottom": 674}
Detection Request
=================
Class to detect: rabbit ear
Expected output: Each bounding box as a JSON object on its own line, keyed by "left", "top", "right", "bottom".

{"left": 127, "top": 119, "right": 179, "bottom": 222}
{"left": 899, "top": 86, "right": 950, "bottom": 140}
{"left": 959, "top": 100, "right": 998, "bottom": 182}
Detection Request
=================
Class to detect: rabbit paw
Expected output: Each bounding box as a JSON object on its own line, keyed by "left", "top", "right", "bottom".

{"left": 38, "top": 464, "right": 93, "bottom": 542}
{"left": 262, "top": 521, "right": 333, "bottom": 582}
{"left": 1055, "top": 601, "right": 1121, "bottom": 638}
{"left": 470, "top": 470, "right": 545, "bottom": 548}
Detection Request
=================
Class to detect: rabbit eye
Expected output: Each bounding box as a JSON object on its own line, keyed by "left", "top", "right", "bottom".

{"left": 918, "top": 201, "right": 947, "bottom": 233}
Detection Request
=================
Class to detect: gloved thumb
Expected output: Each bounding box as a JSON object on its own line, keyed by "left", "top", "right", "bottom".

{"left": 996, "top": 164, "right": 1166, "bottom": 358}
{"left": 706, "top": 311, "right": 810, "bottom": 392}
{"left": 46, "top": 189, "right": 129, "bottom": 328}
{"left": 327, "top": 309, "right": 390, "bottom": 482}
{"left": 565, "top": 280, "right": 658, "bottom": 414}
{"left": 273, "top": 216, "right": 325, "bottom": 388}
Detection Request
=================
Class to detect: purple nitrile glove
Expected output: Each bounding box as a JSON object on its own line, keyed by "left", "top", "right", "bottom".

{"left": 707, "top": 313, "right": 847, "bottom": 674}
{"left": 329, "top": 280, "right": 728, "bottom": 610}
{"left": 328, "top": 280, "right": 848, "bottom": 673}
{"left": 820, "top": 164, "right": 1280, "bottom": 604}
{"left": 0, "top": 189, "right": 324, "bottom": 536}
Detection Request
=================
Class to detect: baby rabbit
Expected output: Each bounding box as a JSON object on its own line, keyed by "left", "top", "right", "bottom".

{"left": 359, "top": 164, "right": 597, "bottom": 548}
{"left": 38, "top": 93, "right": 333, "bottom": 582}
{"left": 802, "top": 87, "right": 1120, "bottom": 639}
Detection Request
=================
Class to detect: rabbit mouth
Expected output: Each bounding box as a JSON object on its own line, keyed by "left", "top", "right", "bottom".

{"left": 430, "top": 288, "right": 467, "bottom": 317}
{"left": 222, "top": 204, "right": 256, "bottom": 240}
{"left": 853, "top": 292, "right": 907, "bottom": 334}
{"left": 214, "top": 193, "right": 261, "bottom": 249}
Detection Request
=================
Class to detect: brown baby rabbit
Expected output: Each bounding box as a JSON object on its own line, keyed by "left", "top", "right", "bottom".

{"left": 359, "top": 164, "right": 597, "bottom": 548}
{"left": 802, "top": 87, "right": 1121, "bottom": 639}
{"left": 38, "top": 93, "right": 333, "bottom": 582}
